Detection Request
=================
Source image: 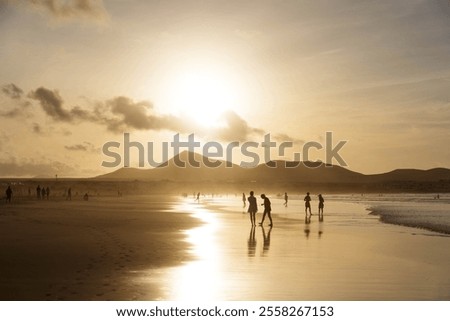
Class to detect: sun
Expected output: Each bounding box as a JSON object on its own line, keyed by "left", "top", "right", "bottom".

{"left": 163, "top": 63, "right": 242, "bottom": 127}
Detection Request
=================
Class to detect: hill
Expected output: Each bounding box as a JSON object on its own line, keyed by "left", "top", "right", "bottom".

{"left": 96, "top": 152, "right": 450, "bottom": 191}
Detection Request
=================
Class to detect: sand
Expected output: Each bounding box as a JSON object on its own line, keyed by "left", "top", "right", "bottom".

{"left": 1, "top": 194, "right": 449, "bottom": 301}
{"left": 0, "top": 196, "right": 198, "bottom": 300}
{"left": 161, "top": 197, "right": 450, "bottom": 300}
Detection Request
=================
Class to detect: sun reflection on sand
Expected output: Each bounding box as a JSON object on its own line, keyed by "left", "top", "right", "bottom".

{"left": 165, "top": 201, "right": 225, "bottom": 301}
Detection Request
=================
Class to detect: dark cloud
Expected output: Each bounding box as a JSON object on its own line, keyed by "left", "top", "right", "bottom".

{"left": 1, "top": 83, "right": 31, "bottom": 118}
{"left": 2, "top": 83, "right": 23, "bottom": 100}
{"left": 14, "top": 0, "right": 109, "bottom": 22}
{"left": 106, "top": 96, "right": 157, "bottom": 132}
{"left": 29, "top": 87, "right": 72, "bottom": 121}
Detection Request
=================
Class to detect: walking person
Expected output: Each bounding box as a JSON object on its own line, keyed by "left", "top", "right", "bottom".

{"left": 259, "top": 194, "right": 273, "bottom": 227}
{"left": 283, "top": 192, "right": 288, "bottom": 207}
{"left": 247, "top": 191, "right": 258, "bottom": 226}
{"left": 304, "top": 192, "right": 312, "bottom": 223}
{"left": 67, "top": 187, "right": 72, "bottom": 201}
{"left": 318, "top": 194, "right": 324, "bottom": 222}
{"left": 36, "top": 185, "right": 41, "bottom": 200}
{"left": 5, "top": 185, "right": 13, "bottom": 203}
{"left": 242, "top": 193, "right": 246, "bottom": 208}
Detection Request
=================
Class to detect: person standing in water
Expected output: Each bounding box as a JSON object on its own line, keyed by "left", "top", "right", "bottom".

{"left": 304, "top": 192, "right": 312, "bottom": 223}
{"left": 318, "top": 194, "right": 324, "bottom": 222}
{"left": 284, "top": 192, "right": 288, "bottom": 207}
{"left": 247, "top": 191, "right": 258, "bottom": 226}
{"left": 259, "top": 194, "right": 273, "bottom": 227}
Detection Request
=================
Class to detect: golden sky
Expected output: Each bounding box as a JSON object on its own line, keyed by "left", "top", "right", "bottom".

{"left": 1, "top": 0, "right": 449, "bottom": 177}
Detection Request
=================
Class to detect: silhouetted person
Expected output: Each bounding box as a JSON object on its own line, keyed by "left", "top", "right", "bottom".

{"left": 67, "top": 187, "right": 72, "bottom": 201}
{"left": 41, "top": 188, "right": 46, "bottom": 200}
{"left": 261, "top": 226, "right": 272, "bottom": 255}
{"left": 196, "top": 192, "right": 200, "bottom": 202}
{"left": 318, "top": 194, "right": 324, "bottom": 221}
{"left": 242, "top": 193, "right": 246, "bottom": 208}
{"left": 259, "top": 194, "right": 273, "bottom": 226}
{"left": 5, "top": 185, "right": 12, "bottom": 203}
{"left": 304, "top": 192, "right": 312, "bottom": 223}
{"left": 46, "top": 187, "right": 50, "bottom": 200}
{"left": 83, "top": 193, "right": 89, "bottom": 201}
{"left": 247, "top": 226, "right": 257, "bottom": 257}
{"left": 247, "top": 191, "right": 258, "bottom": 226}
{"left": 284, "top": 192, "right": 288, "bottom": 207}
{"left": 36, "top": 185, "right": 41, "bottom": 200}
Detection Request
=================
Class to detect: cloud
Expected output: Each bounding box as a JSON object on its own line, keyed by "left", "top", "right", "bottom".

{"left": 29, "top": 87, "right": 74, "bottom": 121}
{"left": 12, "top": 0, "right": 109, "bottom": 22}
{"left": 272, "top": 133, "right": 304, "bottom": 145}
{"left": 64, "top": 141, "right": 99, "bottom": 152}
{"left": 1, "top": 83, "right": 32, "bottom": 118}
{"left": 105, "top": 96, "right": 157, "bottom": 132}
{"left": 213, "top": 110, "right": 264, "bottom": 141}
{"left": 2, "top": 83, "right": 24, "bottom": 100}
{"left": 6, "top": 84, "right": 303, "bottom": 143}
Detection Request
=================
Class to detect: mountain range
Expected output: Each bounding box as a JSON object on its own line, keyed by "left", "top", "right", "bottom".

{"left": 96, "top": 151, "right": 450, "bottom": 190}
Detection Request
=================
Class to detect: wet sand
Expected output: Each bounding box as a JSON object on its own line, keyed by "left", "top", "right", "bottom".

{"left": 0, "top": 196, "right": 198, "bottom": 300}
{"left": 1, "top": 195, "right": 449, "bottom": 301}
{"left": 162, "top": 197, "right": 450, "bottom": 300}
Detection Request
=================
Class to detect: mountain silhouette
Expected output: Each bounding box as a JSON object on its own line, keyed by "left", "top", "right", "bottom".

{"left": 96, "top": 151, "right": 450, "bottom": 187}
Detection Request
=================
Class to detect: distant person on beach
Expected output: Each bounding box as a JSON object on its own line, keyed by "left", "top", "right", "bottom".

{"left": 318, "top": 194, "right": 324, "bottom": 221}
{"left": 259, "top": 194, "right": 273, "bottom": 227}
{"left": 5, "top": 185, "right": 12, "bottom": 203}
{"left": 28, "top": 188, "right": 31, "bottom": 197}
{"left": 67, "top": 188, "right": 72, "bottom": 201}
{"left": 36, "top": 185, "right": 41, "bottom": 200}
{"left": 304, "top": 192, "right": 312, "bottom": 223}
{"left": 196, "top": 192, "right": 200, "bottom": 202}
{"left": 83, "top": 193, "right": 89, "bottom": 201}
{"left": 242, "top": 193, "right": 246, "bottom": 208}
{"left": 284, "top": 192, "right": 288, "bottom": 207}
{"left": 46, "top": 187, "right": 50, "bottom": 200}
{"left": 41, "top": 188, "right": 46, "bottom": 200}
{"left": 247, "top": 191, "right": 258, "bottom": 226}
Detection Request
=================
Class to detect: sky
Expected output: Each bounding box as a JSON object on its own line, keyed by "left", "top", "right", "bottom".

{"left": 0, "top": 0, "right": 449, "bottom": 177}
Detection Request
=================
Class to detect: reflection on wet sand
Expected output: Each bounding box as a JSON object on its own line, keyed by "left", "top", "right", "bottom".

{"left": 247, "top": 226, "right": 256, "bottom": 257}
{"left": 261, "top": 226, "right": 272, "bottom": 256}
{"left": 162, "top": 197, "right": 450, "bottom": 300}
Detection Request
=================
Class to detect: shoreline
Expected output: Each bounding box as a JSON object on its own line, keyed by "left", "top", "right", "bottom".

{"left": 161, "top": 196, "right": 450, "bottom": 300}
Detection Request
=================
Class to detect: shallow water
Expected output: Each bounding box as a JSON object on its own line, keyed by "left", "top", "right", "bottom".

{"left": 157, "top": 196, "right": 450, "bottom": 300}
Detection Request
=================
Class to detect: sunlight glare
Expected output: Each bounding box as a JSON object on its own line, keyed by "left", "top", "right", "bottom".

{"left": 164, "top": 64, "right": 242, "bottom": 127}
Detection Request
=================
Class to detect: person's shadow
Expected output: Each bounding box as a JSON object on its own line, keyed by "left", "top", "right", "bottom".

{"left": 247, "top": 226, "right": 257, "bottom": 257}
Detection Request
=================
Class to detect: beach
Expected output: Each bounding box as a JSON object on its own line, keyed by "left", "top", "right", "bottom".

{"left": 1, "top": 193, "right": 449, "bottom": 301}
{"left": 0, "top": 196, "right": 197, "bottom": 300}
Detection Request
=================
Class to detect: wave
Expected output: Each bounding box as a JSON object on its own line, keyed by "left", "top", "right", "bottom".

{"left": 368, "top": 202, "right": 450, "bottom": 235}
